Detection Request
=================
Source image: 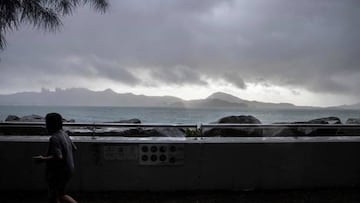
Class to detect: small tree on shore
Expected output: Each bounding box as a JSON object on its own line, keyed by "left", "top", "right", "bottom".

{"left": 0, "top": 0, "right": 108, "bottom": 50}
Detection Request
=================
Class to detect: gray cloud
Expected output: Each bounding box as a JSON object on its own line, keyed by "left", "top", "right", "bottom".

{"left": 150, "top": 65, "right": 207, "bottom": 86}
{"left": 222, "top": 72, "right": 246, "bottom": 89}
{"left": 1, "top": 0, "right": 360, "bottom": 99}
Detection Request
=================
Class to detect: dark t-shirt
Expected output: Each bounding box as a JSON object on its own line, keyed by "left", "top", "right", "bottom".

{"left": 46, "top": 130, "right": 76, "bottom": 180}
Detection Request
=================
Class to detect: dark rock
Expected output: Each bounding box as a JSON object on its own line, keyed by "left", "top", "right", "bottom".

{"left": 275, "top": 117, "right": 341, "bottom": 125}
{"left": 346, "top": 118, "right": 360, "bottom": 124}
{"left": 2, "top": 114, "right": 45, "bottom": 134}
{"left": 271, "top": 127, "right": 306, "bottom": 137}
{"left": 272, "top": 117, "right": 342, "bottom": 137}
{"left": 306, "top": 117, "right": 341, "bottom": 136}
{"left": 19, "top": 115, "right": 45, "bottom": 122}
{"left": 144, "top": 128, "right": 186, "bottom": 137}
{"left": 109, "top": 118, "right": 141, "bottom": 124}
{"left": 5, "top": 115, "right": 20, "bottom": 122}
{"left": 1, "top": 114, "right": 75, "bottom": 135}
{"left": 106, "top": 128, "right": 144, "bottom": 137}
{"left": 5, "top": 114, "right": 74, "bottom": 123}
{"left": 63, "top": 119, "right": 75, "bottom": 123}
{"left": 308, "top": 117, "right": 342, "bottom": 124}
{"left": 337, "top": 118, "right": 360, "bottom": 136}
{"left": 217, "top": 115, "right": 261, "bottom": 124}
{"left": 67, "top": 127, "right": 145, "bottom": 137}
{"left": 204, "top": 115, "right": 262, "bottom": 137}
{"left": 69, "top": 127, "right": 186, "bottom": 137}
{"left": 273, "top": 117, "right": 340, "bottom": 136}
{"left": 269, "top": 122, "right": 307, "bottom": 136}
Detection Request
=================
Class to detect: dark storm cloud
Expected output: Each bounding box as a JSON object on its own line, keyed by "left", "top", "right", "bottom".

{"left": 222, "top": 73, "right": 246, "bottom": 89}
{"left": 1, "top": 53, "right": 139, "bottom": 86}
{"left": 150, "top": 65, "right": 207, "bottom": 86}
{"left": 1, "top": 0, "right": 360, "bottom": 97}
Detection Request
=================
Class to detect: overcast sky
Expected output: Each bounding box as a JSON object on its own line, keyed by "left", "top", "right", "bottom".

{"left": 1, "top": 0, "right": 359, "bottom": 106}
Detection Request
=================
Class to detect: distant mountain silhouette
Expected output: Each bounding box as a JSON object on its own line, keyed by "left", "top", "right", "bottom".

{"left": 179, "top": 98, "right": 248, "bottom": 109}
{"left": 207, "top": 92, "right": 247, "bottom": 103}
{"left": 0, "top": 88, "right": 181, "bottom": 107}
{"left": 203, "top": 92, "right": 296, "bottom": 109}
{"left": 328, "top": 103, "right": 360, "bottom": 109}
{"left": 0, "top": 88, "right": 313, "bottom": 109}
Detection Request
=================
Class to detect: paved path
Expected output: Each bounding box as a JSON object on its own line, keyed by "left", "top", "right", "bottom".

{"left": 2, "top": 189, "right": 360, "bottom": 203}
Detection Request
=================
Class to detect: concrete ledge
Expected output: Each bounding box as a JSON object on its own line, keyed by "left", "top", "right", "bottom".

{"left": 2, "top": 135, "right": 360, "bottom": 143}
{"left": 1, "top": 138, "right": 360, "bottom": 191}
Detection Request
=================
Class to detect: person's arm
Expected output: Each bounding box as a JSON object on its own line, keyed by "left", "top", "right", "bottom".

{"left": 34, "top": 155, "right": 63, "bottom": 160}
{"left": 71, "top": 141, "right": 78, "bottom": 151}
{"left": 33, "top": 136, "right": 63, "bottom": 162}
{"left": 32, "top": 154, "right": 63, "bottom": 163}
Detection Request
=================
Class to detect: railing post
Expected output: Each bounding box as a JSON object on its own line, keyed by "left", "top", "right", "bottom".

{"left": 198, "top": 123, "right": 203, "bottom": 138}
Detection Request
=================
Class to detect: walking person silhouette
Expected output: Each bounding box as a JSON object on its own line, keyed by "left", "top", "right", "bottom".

{"left": 33, "top": 113, "right": 78, "bottom": 203}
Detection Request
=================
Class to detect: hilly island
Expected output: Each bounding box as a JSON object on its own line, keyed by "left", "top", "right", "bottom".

{"left": 1, "top": 88, "right": 358, "bottom": 109}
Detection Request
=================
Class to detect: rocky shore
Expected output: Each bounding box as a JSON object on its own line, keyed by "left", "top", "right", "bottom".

{"left": 1, "top": 114, "right": 360, "bottom": 137}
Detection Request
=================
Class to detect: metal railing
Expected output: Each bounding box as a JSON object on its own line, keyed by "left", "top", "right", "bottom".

{"left": 2, "top": 122, "right": 360, "bottom": 144}
{"left": 1, "top": 122, "right": 360, "bottom": 136}
{"left": 0, "top": 122, "right": 197, "bottom": 128}
{"left": 2, "top": 121, "right": 360, "bottom": 128}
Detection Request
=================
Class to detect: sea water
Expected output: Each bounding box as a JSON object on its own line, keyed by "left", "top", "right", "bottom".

{"left": 0, "top": 105, "right": 359, "bottom": 124}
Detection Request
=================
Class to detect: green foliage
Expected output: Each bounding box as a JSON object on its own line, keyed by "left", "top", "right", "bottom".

{"left": 0, "top": 0, "right": 109, "bottom": 49}
{"left": 184, "top": 128, "right": 202, "bottom": 137}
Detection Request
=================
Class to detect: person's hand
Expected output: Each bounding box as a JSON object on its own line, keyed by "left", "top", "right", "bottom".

{"left": 32, "top": 155, "right": 45, "bottom": 164}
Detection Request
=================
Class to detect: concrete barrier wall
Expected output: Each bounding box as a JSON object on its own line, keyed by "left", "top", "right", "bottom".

{"left": 1, "top": 136, "right": 360, "bottom": 191}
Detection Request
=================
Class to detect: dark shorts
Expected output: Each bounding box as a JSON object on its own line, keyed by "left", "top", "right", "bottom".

{"left": 46, "top": 172, "right": 72, "bottom": 198}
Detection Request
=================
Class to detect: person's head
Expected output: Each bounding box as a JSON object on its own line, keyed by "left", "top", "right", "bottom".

{"left": 45, "top": 113, "right": 63, "bottom": 134}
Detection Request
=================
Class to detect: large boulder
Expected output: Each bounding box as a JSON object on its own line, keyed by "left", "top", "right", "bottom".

{"left": 70, "top": 127, "right": 186, "bottom": 137}
{"left": 346, "top": 118, "right": 360, "bottom": 124}
{"left": 204, "top": 115, "right": 263, "bottom": 137}
{"left": 337, "top": 118, "right": 360, "bottom": 136}
{"left": 306, "top": 117, "right": 341, "bottom": 136}
{"left": 144, "top": 128, "right": 186, "bottom": 137}
{"left": 217, "top": 115, "right": 261, "bottom": 124}
{"left": 5, "top": 115, "right": 20, "bottom": 122}
{"left": 64, "top": 119, "right": 75, "bottom": 123}
{"left": 83, "top": 118, "right": 142, "bottom": 136}
{"left": 272, "top": 117, "right": 342, "bottom": 137}
{"left": 270, "top": 127, "right": 306, "bottom": 137}
{"left": 0, "top": 114, "right": 45, "bottom": 135}
{"left": 67, "top": 127, "right": 144, "bottom": 137}
{"left": 2, "top": 114, "right": 74, "bottom": 135}
{"left": 19, "top": 115, "right": 45, "bottom": 122}
{"left": 108, "top": 118, "right": 141, "bottom": 124}
{"left": 103, "top": 128, "right": 144, "bottom": 137}
{"left": 308, "top": 117, "right": 341, "bottom": 124}
{"left": 5, "top": 114, "right": 74, "bottom": 123}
